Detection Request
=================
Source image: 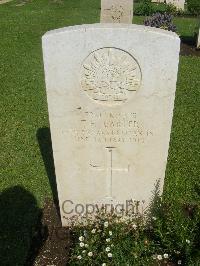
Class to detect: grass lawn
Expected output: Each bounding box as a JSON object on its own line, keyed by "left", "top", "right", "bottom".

{"left": 0, "top": 0, "right": 199, "bottom": 265}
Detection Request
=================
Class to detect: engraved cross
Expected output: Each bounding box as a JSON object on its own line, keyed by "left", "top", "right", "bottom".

{"left": 90, "top": 147, "right": 130, "bottom": 198}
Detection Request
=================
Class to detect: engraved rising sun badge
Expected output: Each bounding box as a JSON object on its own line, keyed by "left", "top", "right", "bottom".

{"left": 81, "top": 47, "right": 142, "bottom": 105}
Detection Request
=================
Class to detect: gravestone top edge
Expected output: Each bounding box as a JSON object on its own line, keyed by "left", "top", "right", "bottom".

{"left": 42, "top": 23, "right": 180, "bottom": 41}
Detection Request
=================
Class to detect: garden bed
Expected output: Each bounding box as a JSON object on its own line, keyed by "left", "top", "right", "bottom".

{"left": 180, "top": 42, "right": 200, "bottom": 56}
{"left": 27, "top": 199, "right": 187, "bottom": 266}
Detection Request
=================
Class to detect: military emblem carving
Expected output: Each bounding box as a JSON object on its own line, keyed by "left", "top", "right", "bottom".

{"left": 81, "top": 48, "right": 142, "bottom": 105}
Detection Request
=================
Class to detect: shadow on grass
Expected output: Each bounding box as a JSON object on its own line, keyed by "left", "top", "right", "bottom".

{"left": 180, "top": 35, "right": 197, "bottom": 46}
{"left": 0, "top": 186, "right": 43, "bottom": 266}
{"left": 37, "top": 127, "right": 59, "bottom": 210}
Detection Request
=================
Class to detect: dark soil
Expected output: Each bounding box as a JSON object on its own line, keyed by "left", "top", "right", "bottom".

{"left": 26, "top": 199, "right": 70, "bottom": 266}
{"left": 180, "top": 43, "right": 200, "bottom": 57}
{"left": 180, "top": 37, "right": 200, "bottom": 57}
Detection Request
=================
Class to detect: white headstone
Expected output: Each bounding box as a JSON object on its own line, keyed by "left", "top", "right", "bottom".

{"left": 42, "top": 24, "right": 180, "bottom": 226}
{"left": 166, "top": 0, "right": 185, "bottom": 10}
{"left": 101, "top": 0, "right": 133, "bottom": 23}
{"left": 197, "top": 28, "right": 200, "bottom": 49}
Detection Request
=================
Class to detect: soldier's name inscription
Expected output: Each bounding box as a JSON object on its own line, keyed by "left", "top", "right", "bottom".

{"left": 64, "top": 111, "right": 153, "bottom": 144}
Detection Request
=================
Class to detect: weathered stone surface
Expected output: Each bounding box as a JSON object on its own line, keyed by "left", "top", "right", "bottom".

{"left": 166, "top": 0, "right": 185, "bottom": 10}
{"left": 101, "top": 0, "right": 133, "bottom": 23}
{"left": 42, "top": 24, "right": 180, "bottom": 226}
{"left": 197, "top": 28, "right": 200, "bottom": 49}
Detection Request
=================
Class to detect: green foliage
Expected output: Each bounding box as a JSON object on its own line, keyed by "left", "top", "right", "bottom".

{"left": 69, "top": 199, "right": 200, "bottom": 265}
{"left": 134, "top": 2, "right": 185, "bottom": 16}
{"left": 164, "top": 3, "right": 185, "bottom": 16}
{"left": 166, "top": 3, "right": 177, "bottom": 14}
{"left": 187, "top": 0, "right": 200, "bottom": 16}
{"left": 134, "top": 0, "right": 154, "bottom": 16}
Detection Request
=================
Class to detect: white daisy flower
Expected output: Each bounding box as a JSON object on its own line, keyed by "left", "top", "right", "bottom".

{"left": 106, "top": 247, "right": 110, "bottom": 252}
{"left": 108, "top": 253, "right": 112, "bottom": 258}
{"left": 164, "top": 253, "right": 169, "bottom": 259}
{"left": 178, "top": 260, "right": 182, "bottom": 265}
{"left": 88, "top": 251, "right": 93, "bottom": 257}
{"left": 104, "top": 221, "right": 109, "bottom": 227}
{"left": 85, "top": 244, "right": 88, "bottom": 248}
{"left": 79, "top": 236, "right": 84, "bottom": 241}
{"left": 152, "top": 217, "right": 157, "bottom": 221}
{"left": 109, "top": 231, "right": 112, "bottom": 236}
{"left": 186, "top": 239, "right": 190, "bottom": 244}
{"left": 106, "top": 238, "right": 110, "bottom": 242}
{"left": 77, "top": 255, "right": 82, "bottom": 260}
{"left": 102, "top": 264, "right": 106, "bottom": 266}
{"left": 80, "top": 242, "right": 84, "bottom": 247}
{"left": 132, "top": 224, "right": 137, "bottom": 229}
{"left": 152, "top": 254, "right": 157, "bottom": 260}
{"left": 157, "top": 255, "right": 162, "bottom": 260}
{"left": 82, "top": 250, "right": 86, "bottom": 253}
{"left": 91, "top": 229, "right": 96, "bottom": 234}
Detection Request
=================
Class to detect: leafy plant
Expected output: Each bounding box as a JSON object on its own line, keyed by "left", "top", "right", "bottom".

{"left": 69, "top": 198, "right": 199, "bottom": 265}
{"left": 144, "top": 12, "right": 177, "bottom": 32}
{"left": 134, "top": 0, "right": 154, "bottom": 16}
{"left": 165, "top": 3, "right": 185, "bottom": 16}
{"left": 187, "top": 0, "right": 200, "bottom": 16}
{"left": 166, "top": 3, "right": 178, "bottom": 15}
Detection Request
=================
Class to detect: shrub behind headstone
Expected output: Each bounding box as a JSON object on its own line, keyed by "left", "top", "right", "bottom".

{"left": 187, "top": 0, "right": 200, "bottom": 15}
{"left": 134, "top": 0, "right": 154, "bottom": 16}
{"left": 144, "top": 13, "right": 177, "bottom": 32}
